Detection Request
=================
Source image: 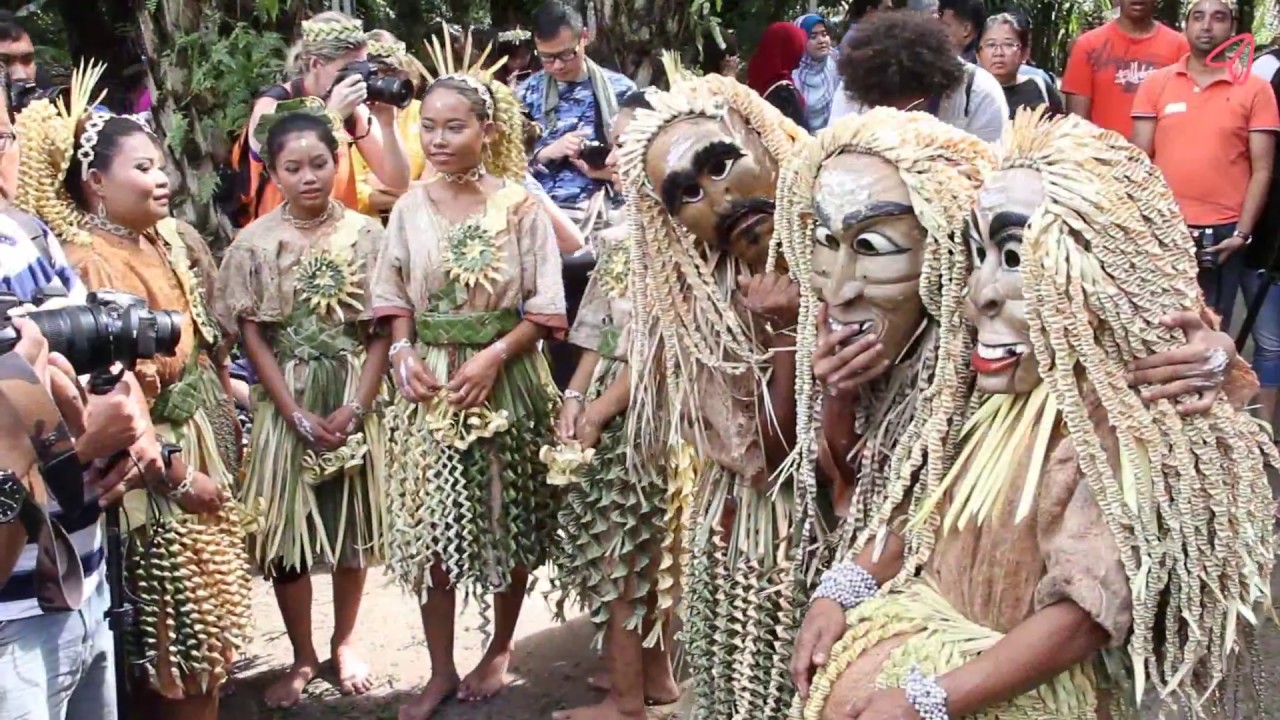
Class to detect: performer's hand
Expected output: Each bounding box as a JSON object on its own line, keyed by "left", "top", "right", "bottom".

{"left": 288, "top": 408, "right": 345, "bottom": 452}
{"left": 447, "top": 347, "right": 502, "bottom": 409}
{"left": 737, "top": 272, "right": 800, "bottom": 328}
{"left": 392, "top": 347, "right": 440, "bottom": 403}
{"left": 325, "top": 404, "right": 360, "bottom": 440}
{"left": 814, "top": 305, "right": 890, "bottom": 399}
{"left": 1126, "top": 310, "right": 1233, "bottom": 416}
{"left": 574, "top": 403, "right": 606, "bottom": 450}
{"left": 556, "top": 396, "right": 584, "bottom": 442}
{"left": 89, "top": 429, "right": 163, "bottom": 508}
{"left": 169, "top": 468, "right": 225, "bottom": 516}
{"left": 791, "top": 597, "right": 847, "bottom": 699}
{"left": 844, "top": 688, "right": 919, "bottom": 719}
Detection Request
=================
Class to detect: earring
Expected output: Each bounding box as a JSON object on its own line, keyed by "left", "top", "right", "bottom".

{"left": 96, "top": 202, "right": 107, "bottom": 221}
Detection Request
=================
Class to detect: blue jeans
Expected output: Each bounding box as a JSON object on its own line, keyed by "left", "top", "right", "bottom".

{"left": 0, "top": 579, "right": 115, "bottom": 720}
{"left": 1240, "top": 269, "right": 1280, "bottom": 388}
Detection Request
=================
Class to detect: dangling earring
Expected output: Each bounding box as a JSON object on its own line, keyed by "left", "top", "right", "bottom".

{"left": 95, "top": 203, "right": 107, "bottom": 221}
{"left": 481, "top": 139, "right": 494, "bottom": 170}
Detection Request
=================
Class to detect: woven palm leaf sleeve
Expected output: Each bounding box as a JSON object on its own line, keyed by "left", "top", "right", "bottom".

{"left": 616, "top": 78, "right": 809, "bottom": 719}
{"left": 773, "top": 110, "right": 992, "bottom": 568}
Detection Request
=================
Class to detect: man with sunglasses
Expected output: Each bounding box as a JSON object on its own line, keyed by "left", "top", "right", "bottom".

{"left": 518, "top": 1, "right": 636, "bottom": 387}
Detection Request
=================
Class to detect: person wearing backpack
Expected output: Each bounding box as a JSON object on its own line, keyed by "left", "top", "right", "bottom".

{"left": 227, "top": 11, "right": 408, "bottom": 227}
{"left": 829, "top": 10, "right": 1008, "bottom": 142}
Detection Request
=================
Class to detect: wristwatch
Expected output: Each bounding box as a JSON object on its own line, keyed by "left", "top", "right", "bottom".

{"left": 159, "top": 443, "right": 183, "bottom": 474}
{"left": 1232, "top": 230, "right": 1253, "bottom": 245}
{"left": 0, "top": 470, "right": 26, "bottom": 524}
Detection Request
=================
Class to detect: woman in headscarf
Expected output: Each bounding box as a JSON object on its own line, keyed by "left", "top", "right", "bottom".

{"left": 747, "top": 22, "right": 809, "bottom": 131}
{"left": 793, "top": 14, "right": 839, "bottom": 130}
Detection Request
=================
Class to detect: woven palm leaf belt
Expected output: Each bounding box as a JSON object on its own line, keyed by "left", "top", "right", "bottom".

{"left": 414, "top": 308, "right": 521, "bottom": 346}
{"left": 275, "top": 314, "right": 361, "bottom": 362}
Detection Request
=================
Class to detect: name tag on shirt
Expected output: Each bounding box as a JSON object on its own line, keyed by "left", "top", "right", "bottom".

{"left": 1163, "top": 101, "right": 1188, "bottom": 115}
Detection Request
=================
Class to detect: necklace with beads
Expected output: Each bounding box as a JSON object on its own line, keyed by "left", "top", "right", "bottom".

{"left": 283, "top": 200, "right": 338, "bottom": 230}
{"left": 85, "top": 212, "right": 140, "bottom": 241}
{"left": 442, "top": 165, "right": 487, "bottom": 184}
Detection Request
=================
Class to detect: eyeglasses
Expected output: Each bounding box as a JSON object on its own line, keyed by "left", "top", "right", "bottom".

{"left": 0, "top": 132, "right": 17, "bottom": 153}
{"left": 536, "top": 46, "right": 581, "bottom": 66}
{"left": 980, "top": 41, "right": 1021, "bottom": 53}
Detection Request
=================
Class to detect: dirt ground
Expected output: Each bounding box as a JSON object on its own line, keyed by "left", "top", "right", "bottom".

{"left": 217, "top": 567, "right": 687, "bottom": 720}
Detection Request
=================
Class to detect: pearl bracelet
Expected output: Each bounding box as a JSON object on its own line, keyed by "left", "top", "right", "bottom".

{"left": 812, "top": 562, "right": 879, "bottom": 610}
{"left": 903, "top": 665, "right": 950, "bottom": 720}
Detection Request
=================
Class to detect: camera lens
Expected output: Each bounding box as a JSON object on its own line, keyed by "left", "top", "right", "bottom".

{"left": 367, "top": 76, "right": 414, "bottom": 109}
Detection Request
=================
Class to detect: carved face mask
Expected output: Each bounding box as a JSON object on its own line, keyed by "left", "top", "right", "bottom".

{"left": 644, "top": 109, "right": 778, "bottom": 269}
{"left": 811, "top": 153, "right": 927, "bottom": 361}
{"left": 966, "top": 167, "right": 1043, "bottom": 395}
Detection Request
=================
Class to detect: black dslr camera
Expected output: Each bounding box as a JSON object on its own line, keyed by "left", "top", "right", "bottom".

{"left": 579, "top": 140, "right": 611, "bottom": 170}
{"left": 0, "top": 289, "right": 183, "bottom": 375}
{"left": 9, "top": 79, "right": 65, "bottom": 114}
{"left": 335, "top": 60, "right": 414, "bottom": 109}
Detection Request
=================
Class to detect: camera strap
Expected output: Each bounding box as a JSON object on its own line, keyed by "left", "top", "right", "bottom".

{"left": 0, "top": 353, "right": 85, "bottom": 612}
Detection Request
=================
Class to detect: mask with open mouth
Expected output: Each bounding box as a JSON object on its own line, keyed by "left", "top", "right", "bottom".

{"left": 811, "top": 153, "right": 927, "bottom": 362}
{"left": 965, "top": 167, "right": 1043, "bottom": 395}
{"left": 643, "top": 105, "right": 779, "bottom": 269}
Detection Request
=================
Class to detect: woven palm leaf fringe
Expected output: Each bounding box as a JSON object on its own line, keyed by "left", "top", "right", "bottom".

{"left": 794, "top": 581, "right": 1128, "bottom": 720}
{"left": 551, "top": 357, "right": 669, "bottom": 648}
{"left": 681, "top": 465, "right": 801, "bottom": 719}
{"left": 239, "top": 349, "right": 387, "bottom": 575}
{"left": 384, "top": 344, "right": 559, "bottom": 642}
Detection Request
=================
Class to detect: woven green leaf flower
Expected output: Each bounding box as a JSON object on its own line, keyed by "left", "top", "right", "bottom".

{"left": 444, "top": 219, "right": 505, "bottom": 292}
{"left": 296, "top": 251, "right": 365, "bottom": 321}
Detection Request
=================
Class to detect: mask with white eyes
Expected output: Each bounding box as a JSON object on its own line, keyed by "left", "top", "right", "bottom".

{"left": 965, "top": 167, "right": 1043, "bottom": 395}
{"left": 809, "top": 153, "right": 929, "bottom": 363}
{"left": 643, "top": 108, "right": 779, "bottom": 269}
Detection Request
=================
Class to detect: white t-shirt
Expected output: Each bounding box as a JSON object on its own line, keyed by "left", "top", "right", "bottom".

{"left": 829, "top": 60, "right": 1010, "bottom": 143}
{"left": 1252, "top": 52, "right": 1280, "bottom": 83}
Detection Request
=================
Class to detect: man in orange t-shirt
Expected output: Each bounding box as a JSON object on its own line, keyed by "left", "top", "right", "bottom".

{"left": 1061, "top": 0, "right": 1189, "bottom": 138}
{"left": 1131, "top": 0, "right": 1279, "bottom": 321}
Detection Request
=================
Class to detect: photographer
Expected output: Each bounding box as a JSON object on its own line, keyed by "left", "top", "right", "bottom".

{"left": 353, "top": 29, "right": 428, "bottom": 218}
{"left": 237, "top": 11, "right": 409, "bottom": 224}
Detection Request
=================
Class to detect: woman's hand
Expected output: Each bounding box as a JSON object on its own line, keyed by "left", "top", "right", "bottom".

{"left": 325, "top": 404, "right": 361, "bottom": 439}
{"left": 326, "top": 73, "right": 368, "bottom": 119}
{"left": 447, "top": 347, "right": 503, "bottom": 409}
{"left": 814, "top": 304, "right": 890, "bottom": 399}
{"left": 737, "top": 272, "right": 800, "bottom": 328}
{"left": 791, "top": 598, "right": 848, "bottom": 699}
{"left": 556, "top": 396, "right": 584, "bottom": 442}
{"left": 844, "top": 688, "right": 919, "bottom": 719}
{"left": 1127, "top": 310, "right": 1235, "bottom": 416}
{"left": 574, "top": 403, "right": 606, "bottom": 450}
{"left": 287, "top": 408, "right": 345, "bottom": 452}
{"left": 367, "top": 101, "right": 397, "bottom": 133}
{"left": 392, "top": 346, "right": 441, "bottom": 403}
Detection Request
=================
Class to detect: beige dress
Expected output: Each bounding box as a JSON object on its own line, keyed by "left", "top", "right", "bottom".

{"left": 216, "top": 206, "right": 388, "bottom": 576}
{"left": 371, "top": 179, "right": 566, "bottom": 606}
{"left": 802, "top": 396, "right": 1133, "bottom": 720}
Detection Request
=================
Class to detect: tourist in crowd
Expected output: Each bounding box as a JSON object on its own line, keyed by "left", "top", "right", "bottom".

{"left": 977, "top": 12, "right": 1063, "bottom": 117}
{"left": 793, "top": 13, "right": 839, "bottom": 131}
{"left": 937, "top": 0, "right": 986, "bottom": 62}
{"left": 696, "top": 28, "right": 741, "bottom": 78}
{"left": 746, "top": 21, "right": 809, "bottom": 131}
{"left": 353, "top": 29, "right": 429, "bottom": 219}
{"left": 1062, "top": 0, "right": 1188, "bottom": 139}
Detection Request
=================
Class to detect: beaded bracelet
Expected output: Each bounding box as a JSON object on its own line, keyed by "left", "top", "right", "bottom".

{"left": 388, "top": 339, "right": 414, "bottom": 359}
{"left": 812, "top": 562, "right": 879, "bottom": 610}
{"left": 903, "top": 666, "right": 949, "bottom": 720}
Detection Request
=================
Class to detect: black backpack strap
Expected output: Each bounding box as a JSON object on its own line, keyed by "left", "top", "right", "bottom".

{"left": 963, "top": 63, "right": 976, "bottom": 117}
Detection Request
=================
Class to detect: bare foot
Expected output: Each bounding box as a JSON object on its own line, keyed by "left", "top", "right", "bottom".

{"left": 332, "top": 643, "right": 373, "bottom": 695}
{"left": 458, "top": 650, "right": 511, "bottom": 702}
{"left": 263, "top": 656, "right": 320, "bottom": 709}
{"left": 644, "top": 673, "right": 681, "bottom": 706}
{"left": 552, "top": 698, "right": 647, "bottom": 720}
{"left": 398, "top": 673, "right": 460, "bottom": 720}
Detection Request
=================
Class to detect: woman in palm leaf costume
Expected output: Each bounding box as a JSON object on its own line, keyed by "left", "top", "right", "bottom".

{"left": 18, "top": 67, "right": 251, "bottom": 720}
{"left": 544, "top": 88, "right": 683, "bottom": 720}
{"left": 216, "top": 107, "right": 389, "bottom": 709}
{"left": 371, "top": 33, "right": 565, "bottom": 720}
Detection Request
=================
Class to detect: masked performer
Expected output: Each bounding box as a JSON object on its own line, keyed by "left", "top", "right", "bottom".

{"left": 18, "top": 68, "right": 251, "bottom": 720}
{"left": 618, "top": 73, "right": 808, "bottom": 719}
{"left": 216, "top": 105, "right": 389, "bottom": 708}
{"left": 371, "top": 37, "right": 565, "bottom": 720}
{"left": 544, "top": 88, "right": 685, "bottom": 720}
{"left": 791, "top": 108, "right": 1274, "bottom": 720}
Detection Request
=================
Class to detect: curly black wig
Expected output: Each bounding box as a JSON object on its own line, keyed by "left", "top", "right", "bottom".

{"left": 838, "top": 10, "right": 964, "bottom": 108}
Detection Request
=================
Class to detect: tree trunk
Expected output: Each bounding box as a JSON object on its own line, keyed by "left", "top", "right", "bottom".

{"left": 586, "top": 0, "right": 699, "bottom": 82}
